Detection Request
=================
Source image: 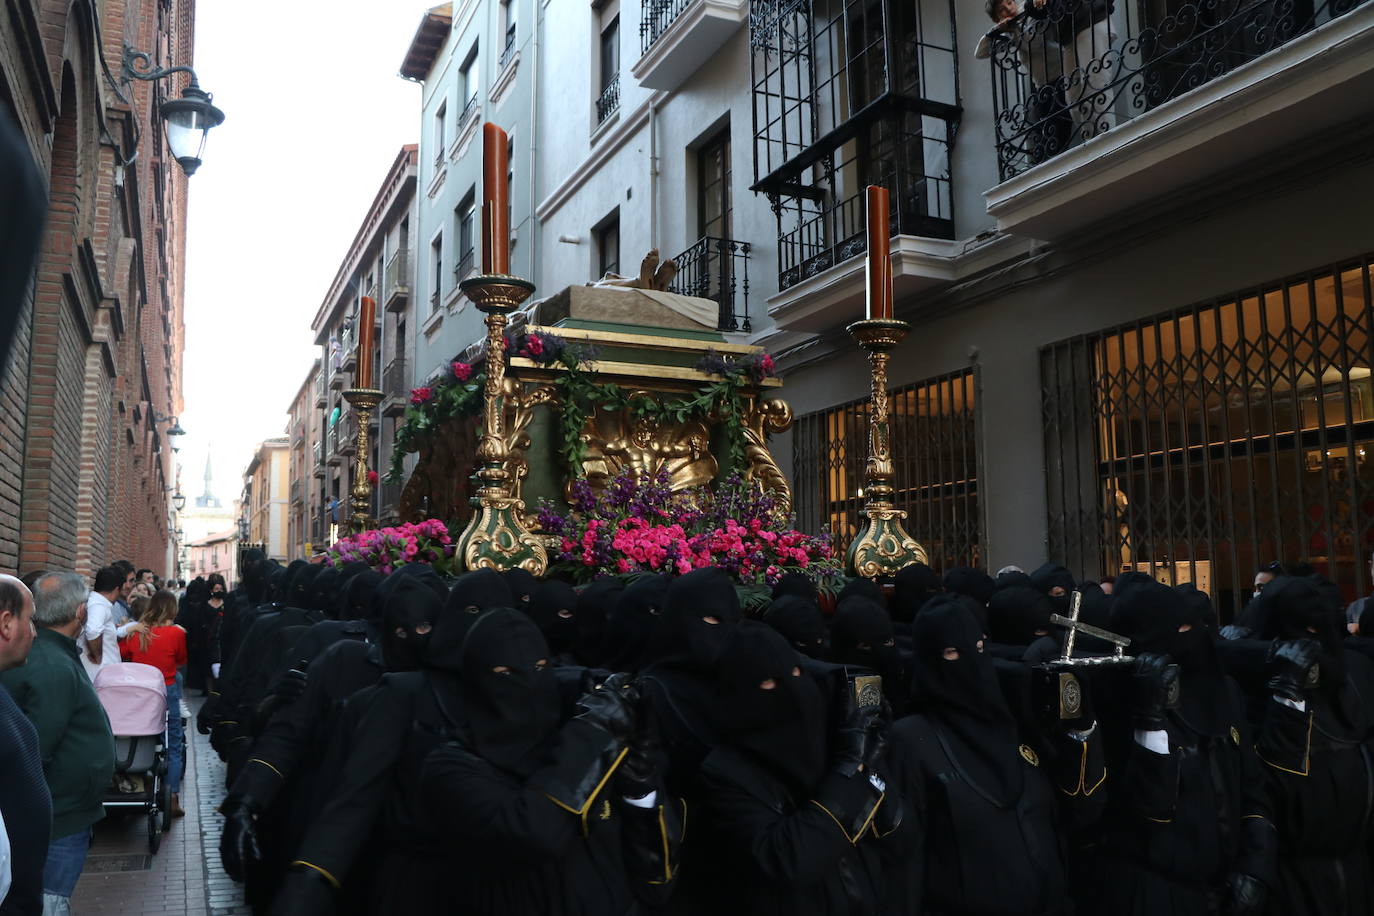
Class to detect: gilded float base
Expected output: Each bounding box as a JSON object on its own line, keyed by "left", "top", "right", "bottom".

{"left": 456, "top": 491, "right": 549, "bottom": 576}
{"left": 846, "top": 501, "right": 929, "bottom": 579}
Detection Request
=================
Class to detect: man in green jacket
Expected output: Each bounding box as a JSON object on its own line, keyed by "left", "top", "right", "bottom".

{"left": 0, "top": 571, "right": 115, "bottom": 915}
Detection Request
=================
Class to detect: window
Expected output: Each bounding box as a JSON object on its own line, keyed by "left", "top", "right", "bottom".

{"left": 599, "top": 15, "right": 619, "bottom": 91}
{"left": 507, "top": 135, "right": 515, "bottom": 237}
{"left": 792, "top": 369, "right": 980, "bottom": 572}
{"left": 430, "top": 234, "right": 443, "bottom": 312}
{"left": 501, "top": 0, "right": 517, "bottom": 62}
{"left": 461, "top": 44, "right": 480, "bottom": 113}
{"left": 698, "top": 127, "right": 731, "bottom": 240}
{"left": 455, "top": 190, "right": 476, "bottom": 279}
{"left": 433, "top": 101, "right": 447, "bottom": 167}
{"left": 595, "top": 210, "right": 619, "bottom": 279}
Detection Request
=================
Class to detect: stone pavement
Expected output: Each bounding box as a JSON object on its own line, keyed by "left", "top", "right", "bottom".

{"left": 71, "top": 697, "right": 249, "bottom": 915}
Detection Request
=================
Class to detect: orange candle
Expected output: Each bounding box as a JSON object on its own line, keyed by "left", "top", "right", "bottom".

{"left": 481, "top": 122, "right": 510, "bottom": 275}
{"left": 865, "top": 185, "right": 893, "bottom": 321}
{"left": 356, "top": 296, "right": 376, "bottom": 389}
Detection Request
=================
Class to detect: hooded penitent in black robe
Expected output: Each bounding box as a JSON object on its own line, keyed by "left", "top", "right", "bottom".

{"left": 525, "top": 579, "right": 583, "bottom": 666}
{"left": 831, "top": 595, "right": 907, "bottom": 709}
{"left": 696, "top": 622, "right": 893, "bottom": 916}
{"left": 764, "top": 595, "right": 830, "bottom": 660}
{"left": 269, "top": 566, "right": 461, "bottom": 916}
{"left": 421, "top": 608, "right": 682, "bottom": 915}
{"left": 883, "top": 597, "right": 1105, "bottom": 916}
{"left": 600, "top": 574, "right": 669, "bottom": 673}
{"left": 1246, "top": 576, "right": 1374, "bottom": 916}
{"left": 1094, "top": 579, "right": 1276, "bottom": 916}
{"left": 987, "top": 586, "right": 1055, "bottom": 659}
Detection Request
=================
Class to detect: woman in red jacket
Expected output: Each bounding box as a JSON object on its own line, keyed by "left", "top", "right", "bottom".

{"left": 121, "top": 589, "right": 188, "bottom": 815}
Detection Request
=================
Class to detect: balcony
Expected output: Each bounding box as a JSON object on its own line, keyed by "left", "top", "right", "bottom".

{"left": 668, "top": 236, "right": 751, "bottom": 332}
{"left": 326, "top": 424, "right": 344, "bottom": 466}
{"left": 596, "top": 75, "right": 620, "bottom": 125}
{"left": 378, "top": 480, "right": 403, "bottom": 521}
{"left": 454, "top": 247, "right": 474, "bottom": 284}
{"left": 498, "top": 23, "right": 518, "bottom": 72}
{"left": 313, "top": 441, "right": 325, "bottom": 478}
{"left": 381, "top": 357, "right": 410, "bottom": 418}
{"left": 985, "top": 0, "right": 1374, "bottom": 239}
{"left": 340, "top": 325, "right": 356, "bottom": 372}
{"left": 338, "top": 413, "right": 356, "bottom": 457}
{"left": 290, "top": 480, "right": 302, "bottom": 505}
{"left": 384, "top": 249, "right": 411, "bottom": 312}
{"left": 634, "top": 0, "right": 748, "bottom": 91}
{"left": 313, "top": 374, "right": 325, "bottom": 408}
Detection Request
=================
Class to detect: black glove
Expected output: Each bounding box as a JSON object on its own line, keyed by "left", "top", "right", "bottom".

{"left": 831, "top": 687, "right": 881, "bottom": 778}
{"left": 196, "top": 693, "right": 219, "bottom": 735}
{"left": 572, "top": 672, "right": 639, "bottom": 744}
{"left": 616, "top": 696, "right": 661, "bottom": 800}
{"left": 1223, "top": 872, "right": 1267, "bottom": 915}
{"left": 1266, "top": 639, "right": 1321, "bottom": 703}
{"left": 218, "top": 799, "right": 261, "bottom": 882}
{"left": 274, "top": 663, "right": 309, "bottom": 703}
{"left": 862, "top": 701, "right": 890, "bottom": 775}
{"left": 1130, "top": 653, "right": 1180, "bottom": 731}
{"left": 1219, "top": 624, "right": 1253, "bottom": 641}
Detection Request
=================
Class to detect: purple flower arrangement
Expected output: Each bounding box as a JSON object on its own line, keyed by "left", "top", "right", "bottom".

{"left": 536, "top": 469, "right": 840, "bottom": 586}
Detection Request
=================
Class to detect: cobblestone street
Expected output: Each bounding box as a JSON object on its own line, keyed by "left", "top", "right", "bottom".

{"left": 71, "top": 698, "right": 247, "bottom": 915}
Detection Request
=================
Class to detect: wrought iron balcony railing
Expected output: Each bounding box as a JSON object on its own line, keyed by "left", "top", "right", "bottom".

{"left": 988, "top": 0, "right": 1370, "bottom": 181}
{"left": 596, "top": 75, "right": 621, "bottom": 124}
{"left": 383, "top": 357, "right": 408, "bottom": 394}
{"left": 669, "top": 236, "right": 752, "bottom": 332}
{"left": 313, "top": 441, "right": 323, "bottom": 467}
{"left": 455, "top": 247, "right": 474, "bottom": 281}
{"left": 458, "top": 94, "right": 479, "bottom": 129}
{"left": 640, "top": 0, "right": 691, "bottom": 53}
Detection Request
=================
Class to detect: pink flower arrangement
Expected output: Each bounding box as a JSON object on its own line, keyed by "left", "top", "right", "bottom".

{"left": 536, "top": 470, "right": 841, "bottom": 587}
{"left": 451, "top": 361, "right": 473, "bottom": 381}
{"left": 326, "top": 519, "right": 457, "bottom": 576}
{"left": 367, "top": 470, "right": 379, "bottom": 485}
{"left": 410, "top": 386, "right": 434, "bottom": 406}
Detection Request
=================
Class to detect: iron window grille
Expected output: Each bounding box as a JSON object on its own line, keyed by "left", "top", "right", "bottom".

{"left": 641, "top": 0, "right": 691, "bottom": 53}
{"left": 596, "top": 74, "right": 621, "bottom": 124}
{"left": 750, "top": 0, "right": 961, "bottom": 291}
{"left": 1042, "top": 254, "right": 1374, "bottom": 620}
{"left": 988, "top": 0, "right": 1372, "bottom": 181}
{"left": 793, "top": 367, "right": 981, "bottom": 570}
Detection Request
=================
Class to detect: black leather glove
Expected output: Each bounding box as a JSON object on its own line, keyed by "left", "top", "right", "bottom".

{"left": 572, "top": 672, "right": 639, "bottom": 744}
{"left": 196, "top": 693, "right": 219, "bottom": 735}
{"left": 616, "top": 696, "right": 660, "bottom": 800}
{"left": 831, "top": 687, "right": 881, "bottom": 778}
{"left": 1223, "top": 872, "right": 1267, "bottom": 915}
{"left": 1219, "top": 624, "right": 1253, "bottom": 641}
{"left": 274, "top": 663, "right": 309, "bottom": 702}
{"left": 218, "top": 799, "right": 261, "bottom": 882}
{"left": 861, "top": 701, "right": 890, "bottom": 775}
{"left": 1130, "top": 653, "right": 1180, "bottom": 731}
{"left": 1266, "top": 638, "right": 1321, "bottom": 703}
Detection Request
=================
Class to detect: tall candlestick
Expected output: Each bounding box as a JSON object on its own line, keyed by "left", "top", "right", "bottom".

{"left": 865, "top": 185, "right": 893, "bottom": 321}
{"left": 355, "top": 296, "right": 376, "bottom": 389}
{"left": 481, "top": 122, "right": 510, "bottom": 275}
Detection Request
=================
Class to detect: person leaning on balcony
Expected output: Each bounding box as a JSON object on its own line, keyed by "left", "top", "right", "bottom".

{"left": 975, "top": 0, "right": 1072, "bottom": 165}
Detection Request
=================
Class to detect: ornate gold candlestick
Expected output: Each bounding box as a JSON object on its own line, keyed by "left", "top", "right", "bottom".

{"left": 845, "top": 318, "right": 928, "bottom": 578}
{"left": 454, "top": 273, "right": 549, "bottom": 575}
{"left": 342, "top": 387, "right": 383, "bottom": 534}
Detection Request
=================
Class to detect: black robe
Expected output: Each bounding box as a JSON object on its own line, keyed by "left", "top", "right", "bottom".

{"left": 1253, "top": 650, "right": 1374, "bottom": 916}
{"left": 421, "top": 730, "right": 681, "bottom": 915}
{"left": 694, "top": 746, "right": 893, "bottom": 916}
{"left": 1093, "top": 675, "right": 1275, "bottom": 915}
{"left": 882, "top": 714, "right": 1105, "bottom": 915}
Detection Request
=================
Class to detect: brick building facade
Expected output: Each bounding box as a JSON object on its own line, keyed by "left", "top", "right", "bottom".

{"left": 1, "top": 0, "right": 194, "bottom": 577}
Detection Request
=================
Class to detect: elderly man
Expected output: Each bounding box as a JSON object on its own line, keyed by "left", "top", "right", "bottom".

{"left": 0, "top": 574, "right": 49, "bottom": 916}
{"left": 1, "top": 572, "right": 115, "bottom": 916}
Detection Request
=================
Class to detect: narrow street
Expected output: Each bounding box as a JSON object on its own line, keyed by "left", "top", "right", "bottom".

{"left": 71, "top": 699, "right": 247, "bottom": 915}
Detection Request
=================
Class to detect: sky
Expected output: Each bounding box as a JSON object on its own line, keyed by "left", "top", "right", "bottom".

{"left": 176, "top": 0, "right": 430, "bottom": 502}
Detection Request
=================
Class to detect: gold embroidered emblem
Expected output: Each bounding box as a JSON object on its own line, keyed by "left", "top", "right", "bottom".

{"left": 1019, "top": 744, "right": 1040, "bottom": 767}
{"left": 599, "top": 799, "right": 612, "bottom": 820}
{"left": 1230, "top": 726, "right": 1241, "bottom": 746}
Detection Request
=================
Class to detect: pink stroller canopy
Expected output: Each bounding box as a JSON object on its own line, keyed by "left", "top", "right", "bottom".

{"left": 94, "top": 662, "right": 168, "bottom": 736}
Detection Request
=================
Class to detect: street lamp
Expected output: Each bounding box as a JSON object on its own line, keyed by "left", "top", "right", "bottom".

{"left": 122, "top": 47, "right": 225, "bottom": 176}
{"left": 153, "top": 413, "right": 187, "bottom": 436}
{"left": 172, "top": 491, "right": 186, "bottom": 512}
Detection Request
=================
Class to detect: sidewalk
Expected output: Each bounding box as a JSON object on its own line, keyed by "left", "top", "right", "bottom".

{"left": 71, "top": 697, "right": 248, "bottom": 915}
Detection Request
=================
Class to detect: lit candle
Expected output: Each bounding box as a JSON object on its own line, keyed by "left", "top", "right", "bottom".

{"left": 482, "top": 122, "right": 510, "bottom": 275}
{"left": 355, "top": 296, "right": 376, "bottom": 389}
{"left": 865, "top": 185, "right": 893, "bottom": 321}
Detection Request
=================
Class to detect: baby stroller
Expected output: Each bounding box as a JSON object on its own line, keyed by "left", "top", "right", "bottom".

{"left": 94, "top": 663, "right": 174, "bottom": 853}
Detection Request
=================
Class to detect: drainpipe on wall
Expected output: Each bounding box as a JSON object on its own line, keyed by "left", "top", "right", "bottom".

{"left": 529, "top": 0, "right": 542, "bottom": 288}
{"left": 648, "top": 94, "right": 659, "bottom": 252}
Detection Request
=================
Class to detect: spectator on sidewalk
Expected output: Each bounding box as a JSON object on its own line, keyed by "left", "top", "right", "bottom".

{"left": 0, "top": 573, "right": 50, "bottom": 916}
{"left": 0, "top": 572, "right": 115, "bottom": 916}
{"left": 120, "top": 590, "right": 187, "bottom": 817}
{"left": 109, "top": 562, "right": 136, "bottom": 629}
{"left": 82, "top": 566, "right": 139, "bottom": 681}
